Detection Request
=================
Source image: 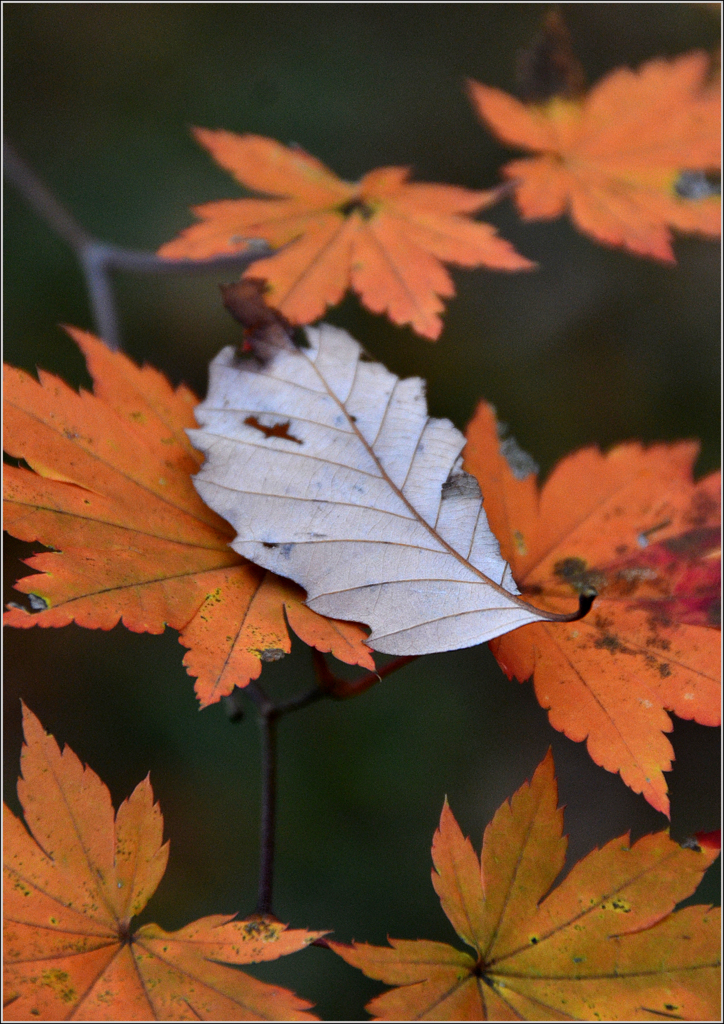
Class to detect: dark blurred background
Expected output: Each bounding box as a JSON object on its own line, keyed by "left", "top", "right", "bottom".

{"left": 4, "top": 4, "right": 720, "bottom": 1019}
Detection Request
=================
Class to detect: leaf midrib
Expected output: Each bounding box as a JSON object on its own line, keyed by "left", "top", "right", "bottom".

{"left": 301, "top": 338, "right": 540, "bottom": 615}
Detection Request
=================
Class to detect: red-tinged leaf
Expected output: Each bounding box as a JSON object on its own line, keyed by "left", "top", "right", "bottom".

{"left": 4, "top": 705, "right": 323, "bottom": 1020}
{"left": 330, "top": 753, "right": 721, "bottom": 1021}
{"left": 468, "top": 50, "right": 721, "bottom": 261}
{"left": 158, "top": 131, "right": 534, "bottom": 340}
{"left": 463, "top": 401, "right": 720, "bottom": 815}
{"left": 3, "top": 330, "right": 373, "bottom": 707}
{"left": 696, "top": 829, "right": 721, "bottom": 851}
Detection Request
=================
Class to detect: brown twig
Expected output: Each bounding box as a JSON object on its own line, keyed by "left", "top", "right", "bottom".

{"left": 312, "top": 649, "right": 417, "bottom": 700}
{"left": 242, "top": 652, "right": 415, "bottom": 916}
{"left": 243, "top": 681, "right": 279, "bottom": 916}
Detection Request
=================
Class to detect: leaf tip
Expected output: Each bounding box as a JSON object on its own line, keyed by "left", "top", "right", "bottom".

{"left": 437, "top": 794, "right": 455, "bottom": 832}
{"left": 19, "top": 701, "right": 44, "bottom": 743}
{"left": 191, "top": 124, "right": 213, "bottom": 146}
{"left": 464, "top": 76, "right": 483, "bottom": 99}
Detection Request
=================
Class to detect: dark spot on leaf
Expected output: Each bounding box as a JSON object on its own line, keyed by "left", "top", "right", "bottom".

{"left": 554, "top": 557, "right": 606, "bottom": 594}
{"left": 658, "top": 663, "right": 671, "bottom": 678}
{"left": 556, "top": 556, "right": 585, "bottom": 578}
{"left": 241, "top": 917, "right": 281, "bottom": 940}
{"left": 663, "top": 526, "right": 719, "bottom": 559}
{"left": 244, "top": 415, "right": 302, "bottom": 444}
{"left": 337, "top": 197, "right": 375, "bottom": 220}
{"left": 645, "top": 635, "right": 670, "bottom": 651}
{"left": 280, "top": 544, "right": 294, "bottom": 558}
{"left": 686, "top": 491, "right": 718, "bottom": 527}
{"left": 262, "top": 542, "right": 278, "bottom": 549}
{"left": 529, "top": 936, "right": 538, "bottom": 944}
{"left": 594, "top": 632, "right": 633, "bottom": 655}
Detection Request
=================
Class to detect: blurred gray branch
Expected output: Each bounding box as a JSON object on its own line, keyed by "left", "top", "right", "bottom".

{"left": 3, "top": 140, "right": 272, "bottom": 351}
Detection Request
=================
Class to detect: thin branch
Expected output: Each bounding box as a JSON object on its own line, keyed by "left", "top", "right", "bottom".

{"left": 256, "top": 709, "right": 278, "bottom": 916}
{"left": 243, "top": 679, "right": 274, "bottom": 716}
{"left": 3, "top": 140, "right": 93, "bottom": 250}
{"left": 80, "top": 243, "right": 124, "bottom": 350}
{"left": 244, "top": 679, "right": 327, "bottom": 916}
{"left": 275, "top": 685, "right": 326, "bottom": 716}
{"left": 312, "top": 649, "right": 417, "bottom": 699}
{"left": 4, "top": 139, "right": 272, "bottom": 350}
{"left": 243, "top": 681, "right": 279, "bottom": 916}
{"left": 241, "top": 651, "right": 415, "bottom": 916}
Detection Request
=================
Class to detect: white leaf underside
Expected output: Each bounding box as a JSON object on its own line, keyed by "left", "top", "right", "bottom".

{"left": 189, "top": 324, "right": 547, "bottom": 656}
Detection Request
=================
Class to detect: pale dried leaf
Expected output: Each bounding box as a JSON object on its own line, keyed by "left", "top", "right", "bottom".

{"left": 189, "top": 325, "right": 561, "bottom": 655}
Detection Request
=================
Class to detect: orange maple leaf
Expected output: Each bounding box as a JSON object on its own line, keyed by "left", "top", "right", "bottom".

{"left": 468, "top": 50, "right": 721, "bottom": 261}
{"left": 462, "top": 402, "right": 720, "bottom": 815}
{"left": 3, "top": 705, "right": 323, "bottom": 1021}
{"left": 3, "top": 329, "right": 374, "bottom": 708}
{"left": 157, "top": 130, "right": 534, "bottom": 339}
{"left": 331, "top": 752, "right": 721, "bottom": 1021}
